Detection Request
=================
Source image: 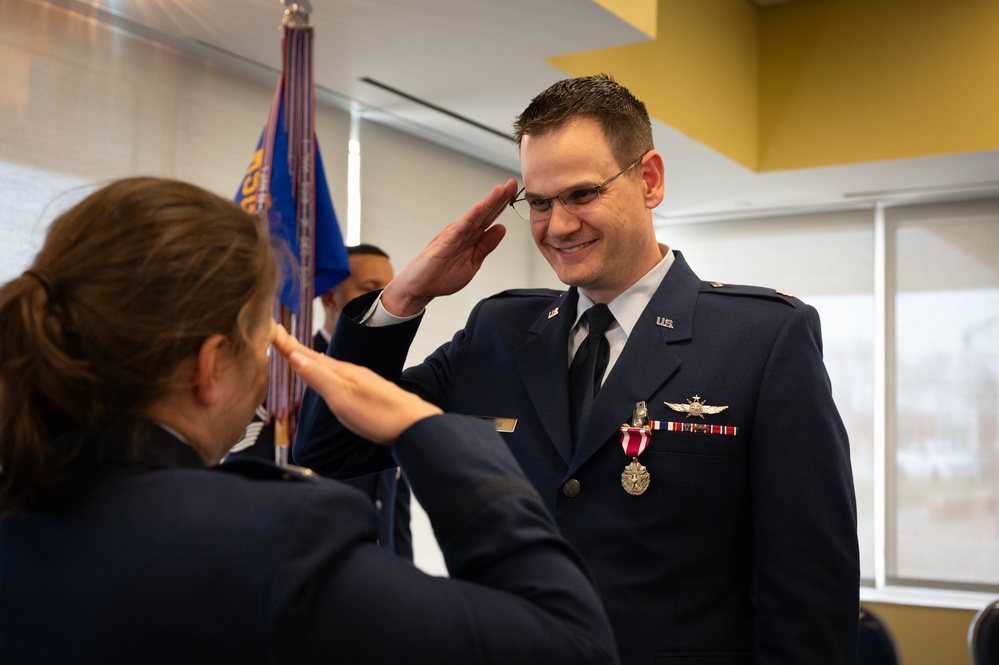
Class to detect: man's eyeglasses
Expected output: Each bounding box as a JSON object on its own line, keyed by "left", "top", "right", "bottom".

{"left": 509, "top": 150, "right": 650, "bottom": 221}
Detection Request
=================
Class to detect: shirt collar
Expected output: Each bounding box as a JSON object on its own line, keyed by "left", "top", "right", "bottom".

{"left": 573, "top": 245, "right": 675, "bottom": 338}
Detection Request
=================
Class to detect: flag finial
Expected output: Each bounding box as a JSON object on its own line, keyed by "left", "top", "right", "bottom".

{"left": 281, "top": 0, "right": 311, "bottom": 28}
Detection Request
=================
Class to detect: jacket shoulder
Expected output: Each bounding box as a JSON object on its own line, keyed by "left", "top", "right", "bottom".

{"left": 698, "top": 280, "right": 804, "bottom": 308}
{"left": 476, "top": 288, "right": 565, "bottom": 318}
{"left": 213, "top": 457, "right": 319, "bottom": 483}
{"left": 485, "top": 287, "right": 565, "bottom": 301}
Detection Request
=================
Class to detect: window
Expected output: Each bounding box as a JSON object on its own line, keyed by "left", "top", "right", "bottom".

{"left": 888, "top": 200, "right": 999, "bottom": 589}
{"left": 0, "top": 161, "right": 88, "bottom": 283}
{"left": 658, "top": 199, "right": 999, "bottom": 594}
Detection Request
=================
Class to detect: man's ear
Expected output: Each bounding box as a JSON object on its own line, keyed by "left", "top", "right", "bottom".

{"left": 641, "top": 150, "right": 666, "bottom": 209}
{"left": 194, "top": 334, "right": 228, "bottom": 407}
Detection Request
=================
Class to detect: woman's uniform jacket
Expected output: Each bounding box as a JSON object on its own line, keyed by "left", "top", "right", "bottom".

{"left": 0, "top": 416, "right": 618, "bottom": 665}
{"left": 293, "top": 251, "right": 861, "bottom": 665}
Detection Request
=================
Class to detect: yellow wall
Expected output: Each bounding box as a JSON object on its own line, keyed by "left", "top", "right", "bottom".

{"left": 758, "top": 0, "right": 999, "bottom": 170}
{"left": 549, "top": 0, "right": 759, "bottom": 169}
{"left": 551, "top": 0, "right": 999, "bottom": 172}
{"left": 864, "top": 602, "right": 977, "bottom": 665}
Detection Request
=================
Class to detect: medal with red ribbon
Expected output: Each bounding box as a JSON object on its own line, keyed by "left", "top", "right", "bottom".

{"left": 619, "top": 402, "right": 652, "bottom": 495}
{"left": 618, "top": 398, "right": 739, "bottom": 495}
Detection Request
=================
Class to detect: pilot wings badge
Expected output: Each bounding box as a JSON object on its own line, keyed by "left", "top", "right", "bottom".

{"left": 665, "top": 395, "right": 729, "bottom": 419}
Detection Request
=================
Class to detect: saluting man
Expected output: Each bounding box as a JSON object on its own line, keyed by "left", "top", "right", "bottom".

{"left": 294, "top": 74, "right": 860, "bottom": 665}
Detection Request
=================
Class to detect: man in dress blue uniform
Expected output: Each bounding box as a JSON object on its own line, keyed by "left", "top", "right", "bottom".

{"left": 294, "top": 74, "right": 860, "bottom": 664}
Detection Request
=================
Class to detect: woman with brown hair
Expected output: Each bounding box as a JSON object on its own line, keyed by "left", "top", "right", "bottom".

{"left": 0, "top": 177, "right": 616, "bottom": 664}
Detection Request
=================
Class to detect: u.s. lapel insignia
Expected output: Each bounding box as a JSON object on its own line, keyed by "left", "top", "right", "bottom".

{"left": 664, "top": 394, "right": 729, "bottom": 419}
{"left": 656, "top": 316, "right": 674, "bottom": 329}
{"left": 775, "top": 289, "right": 796, "bottom": 298}
{"left": 548, "top": 307, "right": 559, "bottom": 319}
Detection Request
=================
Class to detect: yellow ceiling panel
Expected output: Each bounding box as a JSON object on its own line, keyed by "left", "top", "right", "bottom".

{"left": 549, "top": 0, "right": 999, "bottom": 172}
{"left": 550, "top": 0, "right": 758, "bottom": 169}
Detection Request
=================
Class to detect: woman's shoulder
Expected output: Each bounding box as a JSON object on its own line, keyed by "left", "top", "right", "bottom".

{"left": 207, "top": 458, "right": 374, "bottom": 513}
{"left": 108, "top": 459, "right": 377, "bottom": 542}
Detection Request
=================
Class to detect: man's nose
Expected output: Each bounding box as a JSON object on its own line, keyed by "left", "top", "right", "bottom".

{"left": 544, "top": 198, "right": 582, "bottom": 236}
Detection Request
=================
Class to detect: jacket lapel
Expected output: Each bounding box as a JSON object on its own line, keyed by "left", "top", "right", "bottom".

{"left": 514, "top": 289, "right": 578, "bottom": 465}
{"left": 570, "top": 251, "right": 702, "bottom": 473}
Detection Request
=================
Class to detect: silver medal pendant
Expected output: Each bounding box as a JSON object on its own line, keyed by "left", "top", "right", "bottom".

{"left": 621, "top": 457, "right": 650, "bottom": 495}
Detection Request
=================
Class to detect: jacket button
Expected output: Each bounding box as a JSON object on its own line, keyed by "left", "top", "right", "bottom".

{"left": 562, "top": 479, "right": 581, "bottom": 497}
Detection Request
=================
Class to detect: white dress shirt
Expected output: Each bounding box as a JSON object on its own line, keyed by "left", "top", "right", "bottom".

{"left": 569, "top": 247, "right": 674, "bottom": 387}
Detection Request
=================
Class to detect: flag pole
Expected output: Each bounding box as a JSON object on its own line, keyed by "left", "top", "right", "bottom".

{"left": 274, "top": 1, "right": 314, "bottom": 467}
{"left": 236, "top": 0, "right": 349, "bottom": 467}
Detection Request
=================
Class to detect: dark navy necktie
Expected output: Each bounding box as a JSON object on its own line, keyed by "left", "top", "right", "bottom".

{"left": 569, "top": 303, "right": 614, "bottom": 441}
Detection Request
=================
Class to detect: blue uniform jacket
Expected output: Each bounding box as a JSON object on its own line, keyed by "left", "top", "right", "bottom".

{"left": 293, "top": 251, "right": 860, "bottom": 665}
{"left": 0, "top": 417, "right": 618, "bottom": 664}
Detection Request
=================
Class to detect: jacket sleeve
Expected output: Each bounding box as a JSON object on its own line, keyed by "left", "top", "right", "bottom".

{"left": 275, "top": 414, "right": 619, "bottom": 665}
{"left": 292, "top": 288, "right": 481, "bottom": 478}
{"left": 750, "top": 303, "right": 860, "bottom": 664}
{"left": 291, "top": 289, "right": 421, "bottom": 476}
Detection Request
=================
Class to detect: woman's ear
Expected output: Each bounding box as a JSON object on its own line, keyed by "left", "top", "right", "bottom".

{"left": 194, "top": 334, "right": 228, "bottom": 407}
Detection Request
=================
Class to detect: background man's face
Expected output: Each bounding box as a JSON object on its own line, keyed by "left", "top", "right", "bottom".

{"left": 334, "top": 253, "right": 394, "bottom": 310}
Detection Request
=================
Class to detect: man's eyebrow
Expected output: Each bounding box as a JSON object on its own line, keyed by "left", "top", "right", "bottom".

{"left": 523, "top": 181, "right": 597, "bottom": 199}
